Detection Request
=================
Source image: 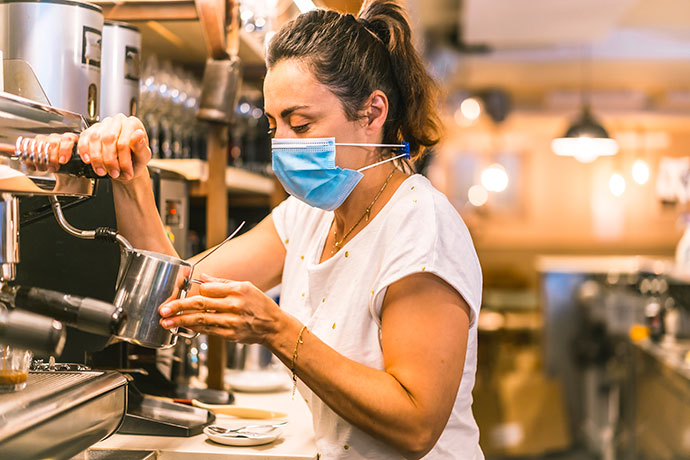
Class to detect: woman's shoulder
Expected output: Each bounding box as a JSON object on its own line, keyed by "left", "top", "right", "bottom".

{"left": 378, "top": 173, "right": 479, "bottom": 271}
{"left": 374, "top": 174, "right": 483, "bottom": 321}
{"left": 386, "top": 174, "right": 467, "bottom": 231}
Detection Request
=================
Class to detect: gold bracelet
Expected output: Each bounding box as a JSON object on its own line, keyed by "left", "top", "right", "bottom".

{"left": 290, "top": 325, "right": 307, "bottom": 399}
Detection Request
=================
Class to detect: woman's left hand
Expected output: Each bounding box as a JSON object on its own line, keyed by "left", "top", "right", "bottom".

{"left": 158, "top": 273, "right": 280, "bottom": 344}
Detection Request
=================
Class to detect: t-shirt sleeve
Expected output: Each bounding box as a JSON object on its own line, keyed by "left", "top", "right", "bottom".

{"left": 369, "top": 195, "right": 482, "bottom": 329}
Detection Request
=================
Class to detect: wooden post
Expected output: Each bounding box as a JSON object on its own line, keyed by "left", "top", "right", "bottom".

{"left": 205, "top": 123, "right": 228, "bottom": 390}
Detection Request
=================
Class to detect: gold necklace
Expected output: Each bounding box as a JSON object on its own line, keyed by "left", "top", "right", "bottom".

{"left": 332, "top": 168, "right": 396, "bottom": 254}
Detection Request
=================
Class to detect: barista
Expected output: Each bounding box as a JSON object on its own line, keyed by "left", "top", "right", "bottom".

{"left": 40, "top": 1, "right": 483, "bottom": 458}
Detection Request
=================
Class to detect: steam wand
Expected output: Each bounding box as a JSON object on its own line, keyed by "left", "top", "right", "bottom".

{"left": 48, "top": 196, "right": 133, "bottom": 251}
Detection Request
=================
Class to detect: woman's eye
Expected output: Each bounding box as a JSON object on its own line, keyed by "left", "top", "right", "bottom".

{"left": 291, "top": 124, "right": 310, "bottom": 133}
{"left": 267, "top": 127, "right": 276, "bottom": 137}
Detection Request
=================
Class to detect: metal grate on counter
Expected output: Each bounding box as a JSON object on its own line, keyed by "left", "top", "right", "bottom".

{"left": 0, "top": 371, "right": 104, "bottom": 412}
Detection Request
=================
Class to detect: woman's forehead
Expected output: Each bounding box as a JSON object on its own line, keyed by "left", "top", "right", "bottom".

{"left": 264, "top": 59, "right": 337, "bottom": 115}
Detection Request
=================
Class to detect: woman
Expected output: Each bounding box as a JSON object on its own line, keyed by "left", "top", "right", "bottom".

{"left": 42, "top": 1, "right": 483, "bottom": 458}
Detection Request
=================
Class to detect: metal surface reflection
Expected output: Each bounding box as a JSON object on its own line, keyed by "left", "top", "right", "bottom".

{"left": 0, "top": 92, "right": 95, "bottom": 196}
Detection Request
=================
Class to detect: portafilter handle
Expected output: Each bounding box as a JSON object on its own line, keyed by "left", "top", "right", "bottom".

{"left": 0, "top": 307, "right": 66, "bottom": 356}
{"left": 1, "top": 284, "right": 126, "bottom": 337}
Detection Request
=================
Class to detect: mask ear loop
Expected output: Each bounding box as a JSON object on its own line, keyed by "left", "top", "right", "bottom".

{"left": 355, "top": 142, "right": 411, "bottom": 172}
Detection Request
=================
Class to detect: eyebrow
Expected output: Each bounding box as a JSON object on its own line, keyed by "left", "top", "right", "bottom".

{"left": 265, "top": 105, "right": 311, "bottom": 120}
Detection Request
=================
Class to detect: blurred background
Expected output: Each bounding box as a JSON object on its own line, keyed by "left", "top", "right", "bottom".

{"left": 4, "top": 0, "right": 690, "bottom": 458}
{"left": 108, "top": 0, "right": 690, "bottom": 458}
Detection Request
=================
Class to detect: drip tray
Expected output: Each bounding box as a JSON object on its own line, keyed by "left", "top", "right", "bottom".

{"left": 0, "top": 370, "right": 128, "bottom": 460}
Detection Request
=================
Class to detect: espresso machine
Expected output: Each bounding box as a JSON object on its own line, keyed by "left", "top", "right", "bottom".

{"left": 0, "top": 2, "right": 215, "bottom": 456}
{"left": 0, "top": 95, "right": 213, "bottom": 449}
{"left": 0, "top": 0, "right": 104, "bottom": 123}
{"left": 0, "top": 91, "right": 129, "bottom": 460}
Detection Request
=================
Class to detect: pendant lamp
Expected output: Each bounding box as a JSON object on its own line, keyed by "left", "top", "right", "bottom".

{"left": 551, "top": 105, "right": 618, "bottom": 163}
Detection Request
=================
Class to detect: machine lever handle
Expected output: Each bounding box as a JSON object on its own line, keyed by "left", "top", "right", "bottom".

{"left": 56, "top": 145, "right": 100, "bottom": 178}
{"left": 9, "top": 137, "right": 100, "bottom": 178}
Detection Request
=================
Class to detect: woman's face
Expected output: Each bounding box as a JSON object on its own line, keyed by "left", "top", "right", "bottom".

{"left": 264, "top": 58, "right": 374, "bottom": 170}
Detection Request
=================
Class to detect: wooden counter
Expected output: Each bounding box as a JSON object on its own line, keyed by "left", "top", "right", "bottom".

{"left": 92, "top": 389, "right": 318, "bottom": 459}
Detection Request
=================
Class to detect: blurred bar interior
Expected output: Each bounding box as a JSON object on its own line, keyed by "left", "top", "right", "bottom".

{"left": 2, "top": 0, "right": 690, "bottom": 459}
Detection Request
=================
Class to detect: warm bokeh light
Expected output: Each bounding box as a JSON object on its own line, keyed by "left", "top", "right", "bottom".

{"left": 551, "top": 137, "right": 619, "bottom": 163}
{"left": 481, "top": 163, "right": 509, "bottom": 193}
{"left": 460, "top": 97, "right": 482, "bottom": 121}
{"left": 468, "top": 184, "right": 489, "bottom": 206}
{"left": 293, "top": 0, "right": 316, "bottom": 13}
{"left": 632, "top": 159, "right": 650, "bottom": 185}
{"left": 609, "top": 172, "right": 626, "bottom": 196}
{"left": 574, "top": 150, "right": 600, "bottom": 164}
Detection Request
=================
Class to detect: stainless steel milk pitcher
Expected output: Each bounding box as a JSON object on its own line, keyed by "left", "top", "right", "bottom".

{"left": 113, "top": 248, "right": 197, "bottom": 348}
{"left": 50, "top": 196, "right": 197, "bottom": 348}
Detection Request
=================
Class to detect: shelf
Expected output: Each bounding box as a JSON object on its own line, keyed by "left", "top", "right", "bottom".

{"left": 94, "top": 1, "right": 267, "bottom": 68}
{"left": 148, "top": 158, "right": 274, "bottom": 197}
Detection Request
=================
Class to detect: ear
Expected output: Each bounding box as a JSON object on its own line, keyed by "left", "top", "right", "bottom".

{"left": 363, "top": 90, "right": 389, "bottom": 134}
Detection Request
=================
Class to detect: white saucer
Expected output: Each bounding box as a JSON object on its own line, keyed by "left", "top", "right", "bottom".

{"left": 225, "top": 370, "right": 291, "bottom": 393}
{"left": 204, "top": 426, "right": 282, "bottom": 446}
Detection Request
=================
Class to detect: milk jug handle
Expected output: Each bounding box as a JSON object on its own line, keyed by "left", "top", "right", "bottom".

{"left": 176, "top": 327, "right": 199, "bottom": 339}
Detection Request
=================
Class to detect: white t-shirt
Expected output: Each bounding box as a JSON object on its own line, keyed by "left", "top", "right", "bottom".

{"left": 272, "top": 174, "right": 484, "bottom": 460}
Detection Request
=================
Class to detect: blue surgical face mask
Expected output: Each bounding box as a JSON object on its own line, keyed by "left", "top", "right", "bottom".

{"left": 271, "top": 137, "right": 410, "bottom": 211}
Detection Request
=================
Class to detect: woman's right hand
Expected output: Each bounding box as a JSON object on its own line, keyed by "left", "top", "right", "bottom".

{"left": 36, "top": 113, "right": 152, "bottom": 182}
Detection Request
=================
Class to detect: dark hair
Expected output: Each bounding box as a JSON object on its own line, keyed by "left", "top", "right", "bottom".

{"left": 266, "top": 0, "right": 441, "bottom": 162}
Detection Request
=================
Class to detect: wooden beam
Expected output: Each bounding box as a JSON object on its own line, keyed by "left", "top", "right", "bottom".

{"left": 319, "top": 0, "right": 363, "bottom": 13}
{"left": 95, "top": 1, "right": 198, "bottom": 21}
{"left": 205, "top": 123, "right": 228, "bottom": 390}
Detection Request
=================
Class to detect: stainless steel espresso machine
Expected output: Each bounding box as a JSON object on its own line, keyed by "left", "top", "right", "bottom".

{"left": 0, "top": 0, "right": 103, "bottom": 123}
{"left": 0, "top": 96, "right": 212, "bottom": 456}
{"left": 0, "top": 91, "right": 129, "bottom": 460}
{"left": 0, "top": 2, "right": 215, "bottom": 457}
{"left": 0, "top": 11, "right": 130, "bottom": 457}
